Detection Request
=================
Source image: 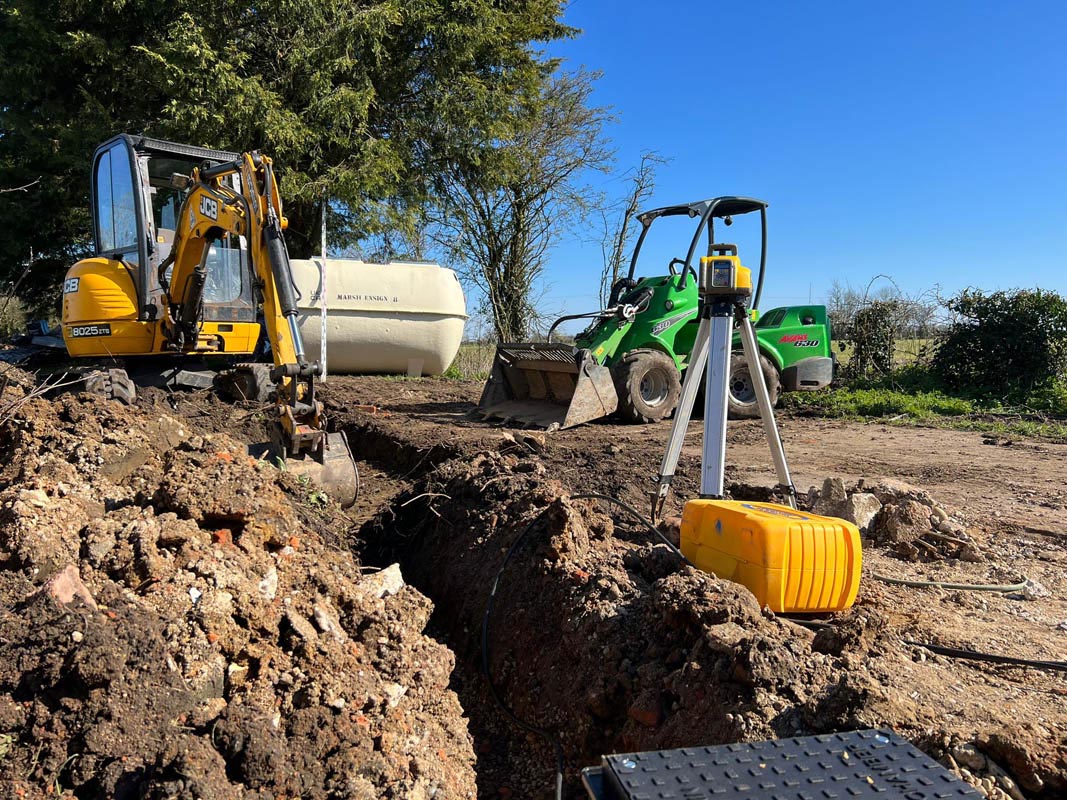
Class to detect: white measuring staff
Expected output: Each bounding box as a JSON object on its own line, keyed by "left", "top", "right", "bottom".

{"left": 318, "top": 197, "right": 328, "bottom": 381}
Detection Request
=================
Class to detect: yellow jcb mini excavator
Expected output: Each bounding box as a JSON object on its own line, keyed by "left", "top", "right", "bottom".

{"left": 60, "top": 134, "right": 358, "bottom": 506}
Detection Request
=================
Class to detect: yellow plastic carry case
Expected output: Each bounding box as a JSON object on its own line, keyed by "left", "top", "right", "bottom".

{"left": 680, "top": 500, "right": 862, "bottom": 613}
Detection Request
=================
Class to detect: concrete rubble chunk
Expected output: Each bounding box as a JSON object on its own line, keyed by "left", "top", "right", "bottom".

{"left": 383, "top": 682, "right": 408, "bottom": 708}
{"left": 951, "top": 742, "right": 987, "bottom": 771}
{"left": 226, "top": 662, "right": 249, "bottom": 689}
{"left": 284, "top": 609, "right": 319, "bottom": 642}
{"left": 313, "top": 603, "right": 348, "bottom": 643}
{"left": 843, "top": 492, "right": 882, "bottom": 533}
{"left": 258, "top": 566, "right": 279, "bottom": 601}
{"left": 20, "top": 488, "right": 53, "bottom": 509}
{"left": 811, "top": 477, "right": 848, "bottom": 517}
{"left": 362, "top": 563, "right": 404, "bottom": 599}
{"left": 937, "top": 518, "right": 967, "bottom": 536}
{"left": 1021, "top": 578, "right": 1050, "bottom": 601}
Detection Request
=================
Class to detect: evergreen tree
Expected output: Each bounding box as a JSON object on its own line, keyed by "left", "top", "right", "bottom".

{"left": 0, "top": 0, "right": 574, "bottom": 311}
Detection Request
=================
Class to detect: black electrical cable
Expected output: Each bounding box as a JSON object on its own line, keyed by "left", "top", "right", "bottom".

{"left": 785, "top": 617, "right": 1067, "bottom": 674}
{"left": 480, "top": 493, "right": 690, "bottom": 800}
{"left": 481, "top": 506, "right": 565, "bottom": 800}
{"left": 570, "top": 492, "right": 693, "bottom": 567}
{"left": 902, "top": 641, "right": 1067, "bottom": 673}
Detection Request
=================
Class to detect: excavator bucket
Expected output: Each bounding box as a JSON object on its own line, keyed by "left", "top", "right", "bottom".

{"left": 477, "top": 343, "right": 618, "bottom": 429}
{"left": 265, "top": 431, "right": 360, "bottom": 509}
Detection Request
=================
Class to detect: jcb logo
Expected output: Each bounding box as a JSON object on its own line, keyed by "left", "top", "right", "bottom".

{"left": 199, "top": 195, "right": 219, "bottom": 221}
{"left": 63, "top": 277, "right": 80, "bottom": 294}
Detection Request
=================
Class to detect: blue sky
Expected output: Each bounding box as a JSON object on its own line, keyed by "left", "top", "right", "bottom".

{"left": 536, "top": 0, "right": 1067, "bottom": 329}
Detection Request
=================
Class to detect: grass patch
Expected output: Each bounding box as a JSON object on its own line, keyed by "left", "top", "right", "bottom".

{"left": 784, "top": 387, "right": 973, "bottom": 419}
{"left": 443, "top": 342, "right": 496, "bottom": 381}
{"left": 784, "top": 385, "right": 1067, "bottom": 441}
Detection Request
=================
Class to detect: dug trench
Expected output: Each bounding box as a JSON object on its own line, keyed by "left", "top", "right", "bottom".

{"left": 332, "top": 397, "right": 1067, "bottom": 800}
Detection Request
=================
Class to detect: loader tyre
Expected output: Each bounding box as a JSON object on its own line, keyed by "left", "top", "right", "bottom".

{"left": 728, "top": 352, "right": 780, "bottom": 419}
{"left": 83, "top": 368, "right": 136, "bottom": 405}
{"left": 612, "top": 349, "right": 681, "bottom": 424}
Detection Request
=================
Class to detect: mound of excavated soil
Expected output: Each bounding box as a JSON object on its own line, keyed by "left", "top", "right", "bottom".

{"left": 365, "top": 444, "right": 1064, "bottom": 800}
{"left": 0, "top": 384, "right": 475, "bottom": 799}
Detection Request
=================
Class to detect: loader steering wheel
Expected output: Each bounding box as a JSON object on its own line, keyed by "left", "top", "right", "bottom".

{"left": 668, "top": 257, "right": 698, "bottom": 288}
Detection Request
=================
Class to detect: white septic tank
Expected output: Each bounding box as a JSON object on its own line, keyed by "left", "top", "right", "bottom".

{"left": 290, "top": 259, "right": 467, "bottom": 376}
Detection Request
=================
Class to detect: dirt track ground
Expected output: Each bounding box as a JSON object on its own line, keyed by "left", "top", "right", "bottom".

{"left": 325, "top": 376, "right": 1067, "bottom": 663}
{"left": 324, "top": 375, "right": 1067, "bottom": 533}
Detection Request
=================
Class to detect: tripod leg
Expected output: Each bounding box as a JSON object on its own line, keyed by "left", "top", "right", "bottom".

{"left": 700, "top": 306, "right": 734, "bottom": 498}
{"left": 653, "top": 312, "right": 712, "bottom": 515}
{"left": 737, "top": 311, "right": 798, "bottom": 508}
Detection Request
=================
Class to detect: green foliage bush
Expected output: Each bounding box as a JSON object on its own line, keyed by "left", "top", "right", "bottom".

{"left": 844, "top": 299, "right": 900, "bottom": 379}
{"left": 932, "top": 288, "right": 1067, "bottom": 410}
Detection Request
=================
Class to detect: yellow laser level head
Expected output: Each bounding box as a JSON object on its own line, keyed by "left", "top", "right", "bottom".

{"left": 699, "top": 253, "right": 752, "bottom": 298}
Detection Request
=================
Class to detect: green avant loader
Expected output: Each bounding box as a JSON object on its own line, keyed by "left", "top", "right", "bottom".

{"left": 477, "top": 197, "right": 835, "bottom": 429}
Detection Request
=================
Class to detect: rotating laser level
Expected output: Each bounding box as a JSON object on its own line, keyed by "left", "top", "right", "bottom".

{"left": 653, "top": 198, "right": 861, "bottom": 613}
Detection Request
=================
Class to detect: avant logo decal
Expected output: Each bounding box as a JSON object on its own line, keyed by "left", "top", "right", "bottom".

{"left": 651, "top": 309, "right": 697, "bottom": 336}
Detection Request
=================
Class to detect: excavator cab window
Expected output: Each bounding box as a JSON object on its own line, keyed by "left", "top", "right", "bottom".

{"left": 202, "top": 235, "right": 246, "bottom": 303}
{"left": 144, "top": 152, "right": 249, "bottom": 312}
{"left": 91, "top": 134, "right": 258, "bottom": 324}
{"left": 93, "top": 143, "right": 140, "bottom": 265}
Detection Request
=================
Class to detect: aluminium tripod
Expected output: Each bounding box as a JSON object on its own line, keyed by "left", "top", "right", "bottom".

{"left": 653, "top": 284, "right": 798, "bottom": 518}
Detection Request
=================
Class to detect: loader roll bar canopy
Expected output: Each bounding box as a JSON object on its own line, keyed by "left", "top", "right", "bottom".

{"left": 628, "top": 195, "right": 769, "bottom": 309}
{"left": 635, "top": 196, "right": 767, "bottom": 225}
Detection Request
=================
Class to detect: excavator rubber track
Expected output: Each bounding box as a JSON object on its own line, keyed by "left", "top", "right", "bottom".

{"left": 476, "top": 342, "right": 618, "bottom": 430}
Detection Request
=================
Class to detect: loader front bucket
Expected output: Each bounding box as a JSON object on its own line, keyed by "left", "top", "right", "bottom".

{"left": 477, "top": 343, "right": 618, "bottom": 429}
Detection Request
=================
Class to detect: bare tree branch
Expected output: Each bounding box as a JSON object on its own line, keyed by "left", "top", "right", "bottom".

{"left": 426, "top": 69, "right": 615, "bottom": 341}
{"left": 0, "top": 178, "right": 41, "bottom": 194}
{"left": 597, "top": 152, "right": 668, "bottom": 305}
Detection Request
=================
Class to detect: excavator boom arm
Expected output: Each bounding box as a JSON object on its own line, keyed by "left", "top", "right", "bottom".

{"left": 162, "top": 150, "right": 357, "bottom": 505}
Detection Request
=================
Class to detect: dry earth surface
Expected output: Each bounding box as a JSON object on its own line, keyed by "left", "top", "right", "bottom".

{"left": 1, "top": 368, "right": 1065, "bottom": 799}
{"left": 0, "top": 368, "right": 476, "bottom": 799}
{"left": 325, "top": 376, "right": 1067, "bottom": 800}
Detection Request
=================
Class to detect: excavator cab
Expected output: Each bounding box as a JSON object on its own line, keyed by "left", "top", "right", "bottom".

{"left": 61, "top": 135, "right": 359, "bottom": 508}
{"left": 64, "top": 135, "right": 261, "bottom": 358}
